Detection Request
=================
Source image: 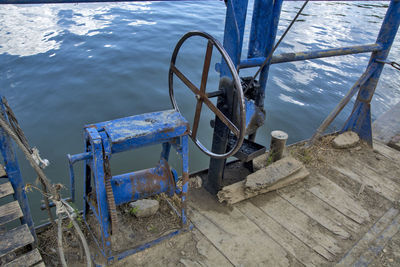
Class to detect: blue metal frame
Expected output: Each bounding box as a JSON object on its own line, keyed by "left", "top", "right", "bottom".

{"left": 206, "top": 0, "right": 400, "bottom": 191}
{"left": 207, "top": 0, "right": 249, "bottom": 193}
{"left": 67, "top": 109, "right": 190, "bottom": 263}
{"left": 0, "top": 101, "right": 36, "bottom": 240}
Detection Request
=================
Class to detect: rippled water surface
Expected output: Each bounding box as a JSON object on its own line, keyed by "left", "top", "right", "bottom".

{"left": 0, "top": 1, "right": 399, "bottom": 223}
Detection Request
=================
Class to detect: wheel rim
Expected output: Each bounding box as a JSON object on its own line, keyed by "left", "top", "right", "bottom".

{"left": 169, "top": 31, "right": 245, "bottom": 159}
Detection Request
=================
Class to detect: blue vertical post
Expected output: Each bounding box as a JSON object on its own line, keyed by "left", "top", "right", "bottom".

{"left": 0, "top": 103, "right": 36, "bottom": 240}
{"left": 248, "top": 0, "right": 283, "bottom": 107}
{"left": 180, "top": 135, "right": 189, "bottom": 225}
{"left": 343, "top": 0, "right": 400, "bottom": 145}
{"left": 86, "top": 127, "right": 112, "bottom": 256}
{"left": 245, "top": 0, "right": 283, "bottom": 170}
{"left": 160, "top": 142, "right": 171, "bottom": 161}
{"left": 207, "top": 0, "right": 248, "bottom": 193}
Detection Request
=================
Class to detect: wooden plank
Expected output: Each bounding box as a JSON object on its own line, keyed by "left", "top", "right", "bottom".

{"left": 33, "top": 262, "right": 45, "bottom": 267}
{"left": 0, "top": 164, "right": 6, "bottom": 178}
{"left": 388, "top": 134, "right": 400, "bottom": 151}
{"left": 278, "top": 185, "right": 360, "bottom": 233}
{"left": 0, "top": 182, "right": 14, "bottom": 198}
{"left": 332, "top": 165, "right": 399, "bottom": 202}
{"left": 0, "top": 224, "right": 34, "bottom": 258}
{"left": 191, "top": 229, "right": 234, "bottom": 267}
{"left": 236, "top": 200, "right": 327, "bottom": 267}
{"left": 373, "top": 141, "right": 400, "bottom": 162}
{"left": 353, "top": 214, "right": 400, "bottom": 267}
{"left": 351, "top": 158, "right": 400, "bottom": 194}
{"left": 308, "top": 174, "right": 369, "bottom": 224}
{"left": 336, "top": 208, "right": 399, "bottom": 266}
{"left": 0, "top": 201, "right": 23, "bottom": 226}
{"left": 245, "top": 157, "right": 303, "bottom": 192}
{"left": 252, "top": 192, "right": 342, "bottom": 261}
{"left": 372, "top": 102, "right": 400, "bottom": 144}
{"left": 278, "top": 188, "right": 354, "bottom": 239}
{"left": 217, "top": 167, "right": 309, "bottom": 205}
{"left": 4, "top": 248, "right": 42, "bottom": 267}
{"left": 188, "top": 190, "right": 290, "bottom": 266}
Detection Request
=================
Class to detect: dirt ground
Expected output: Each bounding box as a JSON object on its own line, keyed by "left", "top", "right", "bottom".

{"left": 370, "top": 230, "right": 400, "bottom": 267}
{"left": 37, "top": 196, "right": 183, "bottom": 266}
{"left": 37, "top": 135, "right": 400, "bottom": 266}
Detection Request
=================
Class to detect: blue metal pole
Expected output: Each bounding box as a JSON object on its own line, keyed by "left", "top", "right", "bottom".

{"left": 342, "top": 0, "right": 400, "bottom": 145}
{"left": 220, "top": 0, "right": 249, "bottom": 75}
{"left": 180, "top": 135, "right": 189, "bottom": 225}
{"left": 86, "top": 127, "right": 112, "bottom": 256}
{"left": 160, "top": 142, "right": 171, "bottom": 161}
{"left": 0, "top": 103, "right": 36, "bottom": 240}
{"left": 248, "top": 0, "right": 284, "bottom": 107}
{"left": 207, "top": 0, "right": 248, "bottom": 192}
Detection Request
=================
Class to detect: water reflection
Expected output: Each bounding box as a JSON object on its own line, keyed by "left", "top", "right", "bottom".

{"left": 0, "top": 2, "right": 153, "bottom": 56}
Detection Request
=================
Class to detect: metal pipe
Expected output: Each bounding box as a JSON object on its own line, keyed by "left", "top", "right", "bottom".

{"left": 67, "top": 152, "right": 92, "bottom": 202}
{"left": 239, "top": 43, "right": 382, "bottom": 69}
{"left": 68, "top": 152, "right": 92, "bottom": 164}
{"left": 308, "top": 64, "right": 377, "bottom": 144}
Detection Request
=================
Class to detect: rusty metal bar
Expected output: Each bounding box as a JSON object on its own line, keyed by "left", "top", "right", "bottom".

{"left": 309, "top": 63, "right": 378, "bottom": 144}
{"left": 192, "top": 41, "right": 213, "bottom": 139}
{"left": 206, "top": 90, "right": 224, "bottom": 98}
{"left": 239, "top": 43, "right": 383, "bottom": 69}
{"left": 171, "top": 58, "right": 240, "bottom": 137}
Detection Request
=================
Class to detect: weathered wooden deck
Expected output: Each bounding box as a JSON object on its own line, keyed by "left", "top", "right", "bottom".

{"left": 118, "top": 139, "right": 400, "bottom": 267}
{"left": 0, "top": 167, "right": 45, "bottom": 267}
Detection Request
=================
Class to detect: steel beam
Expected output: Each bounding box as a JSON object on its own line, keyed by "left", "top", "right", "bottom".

{"left": 239, "top": 43, "right": 383, "bottom": 69}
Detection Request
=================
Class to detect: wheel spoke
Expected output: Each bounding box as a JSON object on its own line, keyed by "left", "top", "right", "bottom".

{"left": 191, "top": 100, "right": 203, "bottom": 139}
{"left": 191, "top": 41, "right": 213, "bottom": 140}
{"left": 170, "top": 64, "right": 200, "bottom": 95}
{"left": 200, "top": 41, "right": 213, "bottom": 93}
{"left": 202, "top": 97, "right": 239, "bottom": 137}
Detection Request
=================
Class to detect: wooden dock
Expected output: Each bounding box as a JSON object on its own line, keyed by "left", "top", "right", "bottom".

{"left": 117, "top": 138, "right": 400, "bottom": 267}
{"left": 0, "top": 166, "right": 44, "bottom": 267}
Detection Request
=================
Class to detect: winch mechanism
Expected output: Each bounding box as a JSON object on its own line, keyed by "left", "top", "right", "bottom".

{"left": 67, "top": 31, "right": 265, "bottom": 262}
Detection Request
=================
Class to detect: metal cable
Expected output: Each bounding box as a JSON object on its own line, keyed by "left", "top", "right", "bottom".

{"left": 376, "top": 59, "right": 400, "bottom": 71}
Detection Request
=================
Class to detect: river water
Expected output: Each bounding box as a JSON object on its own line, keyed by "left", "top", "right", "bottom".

{"left": 0, "top": 1, "right": 399, "bottom": 223}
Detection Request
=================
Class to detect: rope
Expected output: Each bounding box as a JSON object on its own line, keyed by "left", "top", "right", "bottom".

{"left": 0, "top": 107, "right": 56, "bottom": 223}
{"left": 56, "top": 199, "right": 92, "bottom": 267}
{"left": 2, "top": 97, "right": 31, "bottom": 152}
{"left": 1, "top": 97, "right": 50, "bottom": 169}
{"left": 0, "top": 98, "right": 92, "bottom": 266}
{"left": 247, "top": 0, "right": 310, "bottom": 89}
